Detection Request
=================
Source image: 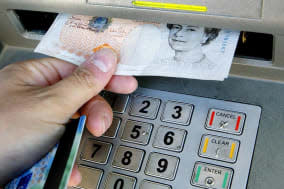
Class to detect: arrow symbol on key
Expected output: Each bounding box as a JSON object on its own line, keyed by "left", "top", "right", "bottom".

{"left": 215, "top": 148, "right": 221, "bottom": 157}
{"left": 219, "top": 121, "right": 229, "bottom": 128}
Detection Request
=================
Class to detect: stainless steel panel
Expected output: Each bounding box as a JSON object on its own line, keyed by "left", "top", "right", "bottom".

{"left": 74, "top": 87, "right": 261, "bottom": 189}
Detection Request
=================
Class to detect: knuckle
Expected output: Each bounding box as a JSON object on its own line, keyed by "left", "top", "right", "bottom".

{"left": 72, "top": 68, "right": 97, "bottom": 89}
{"left": 2, "top": 62, "right": 26, "bottom": 73}
{"left": 0, "top": 62, "right": 33, "bottom": 82}
{"left": 2, "top": 60, "right": 39, "bottom": 76}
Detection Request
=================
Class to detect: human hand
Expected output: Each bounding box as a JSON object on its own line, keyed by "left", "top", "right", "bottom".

{"left": 0, "top": 48, "right": 137, "bottom": 186}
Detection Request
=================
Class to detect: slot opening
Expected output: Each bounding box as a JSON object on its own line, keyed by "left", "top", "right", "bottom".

{"left": 235, "top": 32, "right": 273, "bottom": 61}
{"left": 14, "top": 10, "right": 58, "bottom": 36}
{"left": 13, "top": 10, "right": 273, "bottom": 61}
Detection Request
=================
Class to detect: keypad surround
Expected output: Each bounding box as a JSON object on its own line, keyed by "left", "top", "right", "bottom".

{"left": 74, "top": 88, "right": 261, "bottom": 189}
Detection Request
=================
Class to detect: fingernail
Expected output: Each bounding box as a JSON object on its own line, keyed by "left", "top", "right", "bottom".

{"left": 85, "top": 48, "right": 117, "bottom": 72}
{"left": 99, "top": 117, "right": 106, "bottom": 135}
{"left": 101, "top": 114, "right": 111, "bottom": 134}
{"left": 69, "top": 166, "right": 82, "bottom": 186}
{"left": 73, "top": 170, "right": 82, "bottom": 186}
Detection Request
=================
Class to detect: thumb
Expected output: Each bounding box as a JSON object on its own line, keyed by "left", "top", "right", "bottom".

{"left": 48, "top": 48, "right": 117, "bottom": 114}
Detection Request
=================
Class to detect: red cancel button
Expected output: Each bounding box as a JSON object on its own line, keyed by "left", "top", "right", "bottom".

{"left": 206, "top": 109, "right": 246, "bottom": 135}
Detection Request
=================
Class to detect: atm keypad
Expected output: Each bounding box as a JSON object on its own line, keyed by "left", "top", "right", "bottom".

{"left": 76, "top": 88, "right": 261, "bottom": 189}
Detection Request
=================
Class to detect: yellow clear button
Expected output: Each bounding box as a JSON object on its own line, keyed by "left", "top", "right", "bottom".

{"left": 199, "top": 135, "right": 240, "bottom": 163}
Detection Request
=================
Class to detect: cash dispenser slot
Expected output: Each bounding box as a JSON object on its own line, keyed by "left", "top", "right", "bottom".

{"left": 14, "top": 10, "right": 58, "bottom": 35}
{"left": 235, "top": 32, "right": 273, "bottom": 61}
{"left": 13, "top": 10, "right": 273, "bottom": 61}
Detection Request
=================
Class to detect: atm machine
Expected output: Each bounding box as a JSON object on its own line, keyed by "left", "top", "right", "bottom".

{"left": 0, "top": 0, "right": 283, "bottom": 189}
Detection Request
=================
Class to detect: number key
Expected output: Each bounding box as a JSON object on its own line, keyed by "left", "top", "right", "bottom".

{"left": 121, "top": 120, "right": 153, "bottom": 145}
{"left": 145, "top": 153, "right": 179, "bottom": 180}
{"left": 75, "top": 166, "right": 103, "bottom": 189}
{"left": 140, "top": 180, "right": 172, "bottom": 189}
{"left": 161, "top": 101, "right": 193, "bottom": 125}
{"left": 153, "top": 126, "right": 187, "bottom": 152}
{"left": 129, "top": 95, "right": 161, "bottom": 119}
{"left": 103, "top": 117, "right": 121, "bottom": 138}
{"left": 81, "top": 139, "right": 112, "bottom": 164}
{"left": 112, "top": 146, "right": 145, "bottom": 172}
{"left": 104, "top": 172, "right": 136, "bottom": 189}
{"left": 103, "top": 92, "right": 129, "bottom": 113}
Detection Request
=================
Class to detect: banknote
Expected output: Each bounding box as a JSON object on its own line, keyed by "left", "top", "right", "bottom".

{"left": 35, "top": 14, "right": 240, "bottom": 80}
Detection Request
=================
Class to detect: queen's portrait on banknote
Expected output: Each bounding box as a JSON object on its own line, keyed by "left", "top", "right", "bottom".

{"left": 163, "top": 24, "right": 220, "bottom": 69}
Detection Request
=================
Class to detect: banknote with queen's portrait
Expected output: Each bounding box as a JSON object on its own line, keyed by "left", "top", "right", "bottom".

{"left": 35, "top": 14, "right": 240, "bottom": 80}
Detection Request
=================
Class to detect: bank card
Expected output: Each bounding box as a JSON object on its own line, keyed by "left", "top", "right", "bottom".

{"left": 5, "top": 116, "right": 86, "bottom": 189}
